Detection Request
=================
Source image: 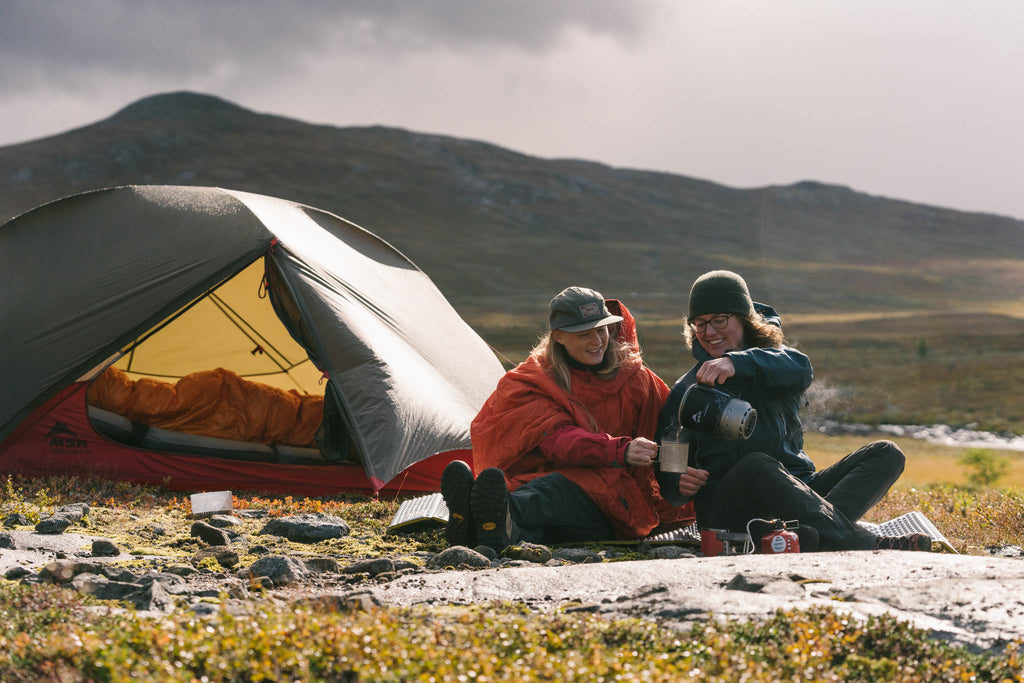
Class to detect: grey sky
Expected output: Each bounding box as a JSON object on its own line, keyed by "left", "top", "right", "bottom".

{"left": 2, "top": 0, "right": 1022, "bottom": 219}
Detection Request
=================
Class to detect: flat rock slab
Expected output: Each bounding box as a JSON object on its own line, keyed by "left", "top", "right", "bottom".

{"left": 373, "top": 551, "right": 1024, "bottom": 653}
{"left": 1, "top": 531, "right": 134, "bottom": 573}
{"left": 0, "top": 528, "right": 103, "bottom": 573}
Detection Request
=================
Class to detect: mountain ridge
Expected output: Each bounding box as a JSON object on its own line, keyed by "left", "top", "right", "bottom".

{"left": 2, "top": 91, "right": 1021, "bottom": 317}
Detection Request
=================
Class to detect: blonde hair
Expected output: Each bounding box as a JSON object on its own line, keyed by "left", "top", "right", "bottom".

{"left": 534, "top": 323, "right": 636, "bottom": 393}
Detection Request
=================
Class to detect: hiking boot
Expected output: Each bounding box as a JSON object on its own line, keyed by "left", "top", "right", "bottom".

{"left": 471, "top": 467, "right": 517, "bottom": 554}
{"left": 874, "top": 533, "right": 932, "bottom": 552}
{"left": 440, "top": 460, "right": 475, "bottom": 547}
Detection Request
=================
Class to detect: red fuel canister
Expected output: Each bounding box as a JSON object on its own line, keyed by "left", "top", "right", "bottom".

{"left": 761, "top": 520, "right": 800, "bottom": 554}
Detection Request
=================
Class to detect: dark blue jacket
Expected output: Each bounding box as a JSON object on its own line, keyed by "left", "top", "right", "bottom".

{"left": 656, "top": 303, "right": 815, "bottom": 513}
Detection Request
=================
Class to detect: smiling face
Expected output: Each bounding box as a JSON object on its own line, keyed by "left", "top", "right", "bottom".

{"left": 552, "top": 325, "right": 611, "bottom": 366}
{"left": 691, "top": 313, "right": 745, "bottom": 358}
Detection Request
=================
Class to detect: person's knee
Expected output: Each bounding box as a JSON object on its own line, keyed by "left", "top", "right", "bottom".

{"left": 874, "top": 440, "right": 906, "bottom": 476}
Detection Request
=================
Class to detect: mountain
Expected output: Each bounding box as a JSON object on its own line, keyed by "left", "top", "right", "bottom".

{"left": 2, "top": 91, "right": 1021, "bottom": 317}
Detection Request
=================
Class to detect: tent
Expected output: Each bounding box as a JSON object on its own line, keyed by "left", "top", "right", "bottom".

{"left": 0, "top": 185, "right": 504, "bottom": 496}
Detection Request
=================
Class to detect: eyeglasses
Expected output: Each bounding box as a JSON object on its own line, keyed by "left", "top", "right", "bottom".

{"left": 689, "top": 314, "right": 733, "bottom": 333}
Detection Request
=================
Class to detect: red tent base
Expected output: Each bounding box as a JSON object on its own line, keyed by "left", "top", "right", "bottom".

{"left": 0, "top": 384, "right": 472, "bottom": 498}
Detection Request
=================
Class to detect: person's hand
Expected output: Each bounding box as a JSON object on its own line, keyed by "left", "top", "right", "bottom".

{"left": 696, "top": 357, "right": 735, "bottom": 385}
{"left": 624, "top": 437, "right": 657, "bottom": 466}
{"left": 678, "top": 467, "right": 708, "bottom": 496}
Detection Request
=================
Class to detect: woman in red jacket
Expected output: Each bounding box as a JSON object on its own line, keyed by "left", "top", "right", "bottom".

{"left": 441, "top": 286, "right": 694, "bottom": 552}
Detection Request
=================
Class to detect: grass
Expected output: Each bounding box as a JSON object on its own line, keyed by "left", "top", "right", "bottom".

{"left": 805, "top": 433, "right": 1024, "bottom": 490}
{"left": 469, "top": 308, "right": 1024, "bottom": 436}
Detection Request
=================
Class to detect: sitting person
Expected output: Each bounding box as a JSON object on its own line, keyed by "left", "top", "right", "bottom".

{"left": 657, "top": 270, "right": 930, "bottom": 552}
{"left": 441, "top": 286, "right": 694, "bottom": 551}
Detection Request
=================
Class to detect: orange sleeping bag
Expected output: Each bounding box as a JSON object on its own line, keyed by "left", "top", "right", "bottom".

{"left": 87, "top": 366, "right": 324, "bottom": 447}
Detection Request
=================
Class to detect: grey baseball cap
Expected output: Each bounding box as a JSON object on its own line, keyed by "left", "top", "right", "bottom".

{"left": 548, "top": 286, "right": 623, "bottom": 332}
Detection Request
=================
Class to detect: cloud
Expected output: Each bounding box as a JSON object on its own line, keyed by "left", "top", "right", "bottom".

{"left": 0, "top": 0, "right": 658, "bottom": 91}
{"left": 2, "top": 0, "right": 1021, "bottom": 218}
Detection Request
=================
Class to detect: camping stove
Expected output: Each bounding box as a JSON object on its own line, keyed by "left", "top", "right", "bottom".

{"left": 700, "top": 528, "right": 753, "bottom": 556}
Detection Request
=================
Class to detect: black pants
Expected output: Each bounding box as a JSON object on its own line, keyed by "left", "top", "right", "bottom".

{"left": 508, "top": 473, "right": 615, "bottom": 544}
{"left": 699, "top": 440, "right": 905, "bottom": 551}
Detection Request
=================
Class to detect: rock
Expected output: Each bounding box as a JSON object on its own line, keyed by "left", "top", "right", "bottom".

{"left": 293, "top": 590, "right": 381, "bottom": 613}
{"left": 223, "top": 578, "right": 250, "bottom": 600}
{"left": 91, "top": 539, "right": 120, "bottom": 557}
{"left": 473, "top": 545, "right": 498, "bottom": 561}
{"left": 164, "top": 563, "right": 199, "bottom": 577}
{"left": 5, "top": 566, "right": 32, "bottom": 580}
{"left": 249, "top": 575, "right": 275, "bottom": 591}
{"left": 35, "top": 517, "right": 72, "bottom": 534}
{"left": 33, "top": 505, "right": 88, "bottom": 534}
{"left": 39, "top": 560, "right": 101, "bottom": 584}
{"left": 258, "top": 513, "right": 350, "bottom": 543}
{"left": 54, "top": 503, "right": 89, "bottom": 522}
{"left": 138, "top": 572, "right": 190, "bottom": 594}
{"left": 393, "top": 558, "right": 420, "bottom": 572}
{"left": 3, "top": 512, "right": 31, "bottom": 527}
{"left": 0, "top": 532, "right": 16, "bottom": 549}
{"left": 426, "top": 546, "right": 492, "bottom": 569}
{"left": 191, "top": 521, "right": 232, "bottom": 546}
{"left": 342, "top": 558, "right": 395, "bottom": 577}
{"left": 725, "top": 572, "right": 806, "bottom": 596}
{"left": 647, "top": 545, "right": 695, "bottom": 560}
{"left": 101, "top": 565, "right": 141, "bottom": 583}
{"left": 505, "top": 542, "right": 553, "bottom": 564}
{"left": 248, "top": 555, "right": 308, "bottom": 586}
{"left": 553, "top": 548, "right": 602, "bottom": 564}
{"left": 192, "top": 547, "right": 240, "bottom": 569}
{"left": 304, "top": 557, "right": 341, "bottom": 574}
{"left": 72, "top": 573, "right": 143, "bottom": 601}
{"left": 206, "top": 514, "right": 242, "bottom": 528}
{"left": 38, "top": 559, "right": 139, "bottom": 584}
{"left": 133, "top": 578, "right": 177, "bottom": 612}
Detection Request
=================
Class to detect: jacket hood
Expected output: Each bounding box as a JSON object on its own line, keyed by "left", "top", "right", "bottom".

{"left": 604, "top": 299, "right": 641, "bottom": 351}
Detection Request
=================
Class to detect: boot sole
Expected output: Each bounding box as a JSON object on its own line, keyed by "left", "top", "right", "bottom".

{"left": 471, "top": 468, "right": 511, "bottom": 552}
{"left": 440, "top": 461, "right": 475, "bottom": 547}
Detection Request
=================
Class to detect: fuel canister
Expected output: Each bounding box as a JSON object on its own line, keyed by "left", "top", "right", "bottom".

{"left": 761, "top": 520, "right": 800, "bottom": 554}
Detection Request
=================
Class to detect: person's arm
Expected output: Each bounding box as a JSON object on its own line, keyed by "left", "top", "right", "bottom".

{"left": 539, "top": 425, "right": 656, "bottom": 468}
{"left": 727, "top": 346, "right": 812, "bottom": 393}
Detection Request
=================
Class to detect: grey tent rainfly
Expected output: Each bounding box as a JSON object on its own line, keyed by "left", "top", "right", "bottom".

{"left": 0, "top": 185, "right": 504, "bottom": 495}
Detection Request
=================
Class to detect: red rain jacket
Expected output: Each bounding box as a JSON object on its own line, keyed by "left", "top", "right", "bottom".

{"left": 471, "top": 300, "right": 695, "bottom": 538}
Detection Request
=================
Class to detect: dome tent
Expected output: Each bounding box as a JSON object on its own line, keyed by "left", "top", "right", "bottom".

{"left": 0, "top": 185, "right": 503, "bottom": 495}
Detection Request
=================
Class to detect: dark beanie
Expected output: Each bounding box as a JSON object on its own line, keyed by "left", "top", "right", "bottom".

{"left": 687, "top": 270, "right": 755, "bottom": 321}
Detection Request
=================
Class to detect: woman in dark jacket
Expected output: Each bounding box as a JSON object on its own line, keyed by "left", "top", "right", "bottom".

{"left": 657, "top": 270, "right": 930, "bottom": 552}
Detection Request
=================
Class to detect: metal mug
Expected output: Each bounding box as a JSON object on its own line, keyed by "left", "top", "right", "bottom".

{"left": 658, "top": 440, "right": 689, "bottom": 474}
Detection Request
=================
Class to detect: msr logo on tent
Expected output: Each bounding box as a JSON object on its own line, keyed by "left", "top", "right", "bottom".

{"left": 47, "top": 421, "right": 90, "bottom": 451}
